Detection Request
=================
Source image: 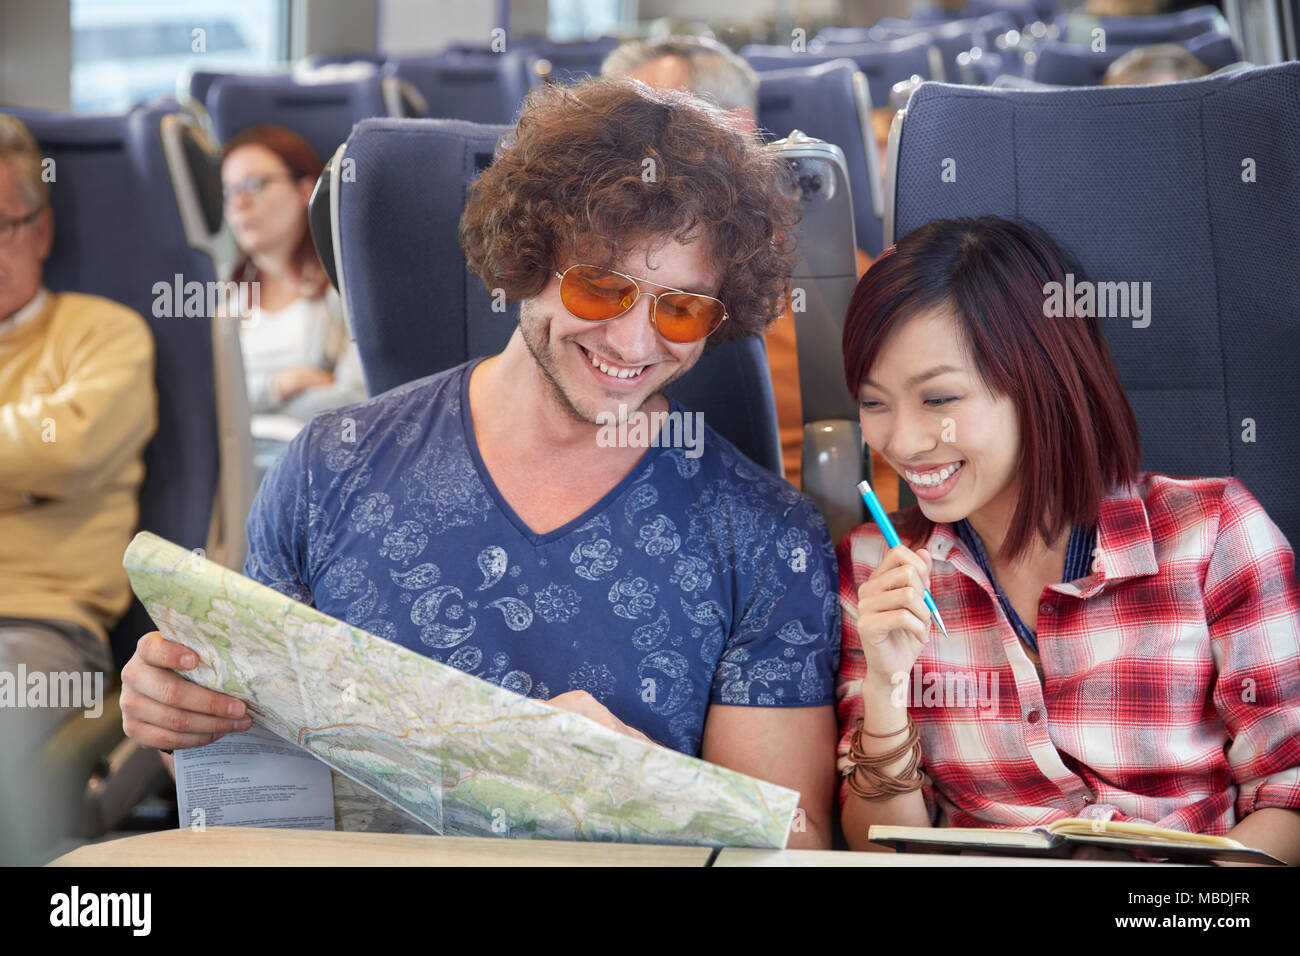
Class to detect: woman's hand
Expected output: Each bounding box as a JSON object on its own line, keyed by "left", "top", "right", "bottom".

{"left": 856, "top": 544, "right": 935, "bottom": 696}
{"left": 120, "top": 632, "right": 252, "bottom": 750}
{"left": 272, "top": 365, "right": 335, "bottom": 401}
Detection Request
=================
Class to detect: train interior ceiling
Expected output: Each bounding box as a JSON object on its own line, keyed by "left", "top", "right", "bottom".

{"left": 0, "top": 0, "right": 1297, "bottom": 864}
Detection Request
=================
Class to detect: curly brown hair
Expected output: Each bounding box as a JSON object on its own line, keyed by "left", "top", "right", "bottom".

{"left": 459, "top": 77, "right": 801, "bottom": 346}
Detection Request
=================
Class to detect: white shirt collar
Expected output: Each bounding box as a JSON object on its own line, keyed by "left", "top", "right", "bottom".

{"left": 1, "top": 287, "right": 49, "bottom": 333}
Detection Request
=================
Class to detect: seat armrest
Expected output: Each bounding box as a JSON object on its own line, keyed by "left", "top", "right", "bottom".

{"left": 802, "top": 419, "right": 868, "bottom": 545}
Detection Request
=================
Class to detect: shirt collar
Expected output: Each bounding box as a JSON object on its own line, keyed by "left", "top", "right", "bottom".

{"left": 918, "top": 478, "right": 1159, "bottom": 598}
{"left": 0, "top": 287, "right": 49, "bottom": 333}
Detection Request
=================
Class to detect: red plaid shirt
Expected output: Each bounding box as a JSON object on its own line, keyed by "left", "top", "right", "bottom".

{"left": 836, "top": 473, "right": 1300, "bottom": 834}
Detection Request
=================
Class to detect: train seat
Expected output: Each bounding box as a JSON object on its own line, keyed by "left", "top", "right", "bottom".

{"left": 885, "top": 64, "right": 1300, "bottom": 547}
{"left": 756, "top": 59, "right": 884, "bottom": 256}
{"left": 1029, "top": 30, "right": 1242, "bottom": 86}
{"left": 385, "top": 50, "right": 532, "bottom": 125}
{"left": 741, "top": 34, "right": 938, "bottom": 117}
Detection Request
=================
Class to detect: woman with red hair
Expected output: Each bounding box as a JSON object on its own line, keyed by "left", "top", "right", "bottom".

{"left": 836, "top": 216, "right": 1300, "bottom": 862}
{"left": 221, "top": 124, "right": 364, "bottom": 428}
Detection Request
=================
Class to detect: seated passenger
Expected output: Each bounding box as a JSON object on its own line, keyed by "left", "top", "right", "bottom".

{"left": 836, "top": 216, "right": 1300, "bottom": 863}
{"left": 220, "top": 124, "right": 365, "bottom": 428}
{"left": 1085, "top": 0, "right": 1168, "bottom": 14}
{"left": 602, "top": 36, "right": 874, "bottom": 493}
{"left": 0, "top": 115, "right": 156, "bottom": 857}
{"left": 1102, "top": 44, "right": 1211, "bottom": 86}
{"left": 121, "top": 79, "right": 841, "bottom": 848}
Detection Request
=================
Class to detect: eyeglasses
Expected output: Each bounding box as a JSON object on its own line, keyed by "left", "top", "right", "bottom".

{"left": 554, "top": 263, "right": 728, "bottom": 345}
{"left": 0, "top": 206, "right": 43, "bottom": 246}
{"left": 222, "top": 174, "right": 293, "bottom": 203}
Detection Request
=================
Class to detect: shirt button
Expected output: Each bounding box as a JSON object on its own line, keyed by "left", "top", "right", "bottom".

{"left": 1038, "top": 601, "right": 1053, "bottom": 617}
{"left": 1082, "top": 793, "right": 1095, "bottom": 804}
{"left": 1026, "top": 710, "right": 1041, "bottom": 724}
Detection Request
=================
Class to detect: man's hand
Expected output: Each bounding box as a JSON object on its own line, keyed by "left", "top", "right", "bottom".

{"left": 120, "top": 631, "right": 253, "bottom": 750}
{"left": 546, "top": 690, "right": 655, "bottom": 745}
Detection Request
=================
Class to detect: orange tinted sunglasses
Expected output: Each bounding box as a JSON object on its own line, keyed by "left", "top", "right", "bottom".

{"left": 554, "top": 264, "right": 728, "bottom": 344}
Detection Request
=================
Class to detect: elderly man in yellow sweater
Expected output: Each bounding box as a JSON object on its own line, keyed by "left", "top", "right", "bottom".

{"left": 0, "top": 114, "right": 156, "bottom": 763}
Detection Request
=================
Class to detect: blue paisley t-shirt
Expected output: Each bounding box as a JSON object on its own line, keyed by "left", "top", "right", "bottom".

{"left": 244, "top": 359, "right": 840, "bottom": 756}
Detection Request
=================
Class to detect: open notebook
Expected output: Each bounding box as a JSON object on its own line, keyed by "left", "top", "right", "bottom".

{"left": 868, "top": 818, "right": 1284, "bottom": 864}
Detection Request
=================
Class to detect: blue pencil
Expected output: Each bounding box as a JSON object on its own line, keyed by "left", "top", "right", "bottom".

{"left": 857, "top": 479, "right": 950, "bottom": 639}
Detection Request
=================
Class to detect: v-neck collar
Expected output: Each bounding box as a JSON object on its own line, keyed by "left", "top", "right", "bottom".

{"left": 457, "top": 358, "right": 673, "bottom": 547}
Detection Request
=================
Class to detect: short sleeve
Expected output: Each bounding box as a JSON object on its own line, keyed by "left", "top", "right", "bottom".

{"left": 1203, "top": 479, "right": 1300, "bottom": 818}
{"left": 708, "top": 498, "right": 840, "bottom": 708}
{"left": 243, "top": 424, "right": 316, "bottom": 606}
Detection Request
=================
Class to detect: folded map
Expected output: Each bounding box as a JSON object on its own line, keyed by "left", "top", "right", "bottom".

{"left": 124, "top": 532, "right": 800, "bottom": 848}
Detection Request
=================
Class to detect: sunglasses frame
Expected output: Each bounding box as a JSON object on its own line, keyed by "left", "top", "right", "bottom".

{"left": 553, "top": 263, "right": 728, "bottom": 345}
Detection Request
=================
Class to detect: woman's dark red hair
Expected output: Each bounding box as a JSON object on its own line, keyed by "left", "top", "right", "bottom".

{"left": 842, "top": 216, "right": 1142, "bottom": 562}
{"left": 221, "top": 124, "right": 328, "bottom": 296}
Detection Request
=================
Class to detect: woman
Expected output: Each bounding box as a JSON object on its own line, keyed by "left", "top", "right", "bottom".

{"left": 220, "top": 124, "right": 364, "bottom": 426}
{"left": 835, "top": 216, "right": 1300, "bottom": 863}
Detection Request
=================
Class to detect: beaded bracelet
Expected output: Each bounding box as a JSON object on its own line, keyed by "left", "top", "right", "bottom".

{"left": 844, "top": 716, "right": 924, "bottom": 800}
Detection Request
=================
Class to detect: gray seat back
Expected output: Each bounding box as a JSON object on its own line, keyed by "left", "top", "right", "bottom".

{"left": 887, "top": 65, "right": 1300, "bottom": 546}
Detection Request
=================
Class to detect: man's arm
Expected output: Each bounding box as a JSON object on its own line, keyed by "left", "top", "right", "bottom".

{"left": 702, "top": 703, "right": 837, "bottom": 850}
{"left": 547, "top": 694, "right": 839, "bottom": 849}
{"left": 689, "top": 494, "right": 843, "bottom": 850}
{"left": 0, "top": 302, "right": 154, "bottom": 498}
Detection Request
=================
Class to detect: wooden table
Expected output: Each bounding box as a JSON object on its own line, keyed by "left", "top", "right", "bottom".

{"left": 48, "top": 827, "right": 714, "bottom": 867}
{"left": 49, "top": 829, "right": 1192, "bottom": 866}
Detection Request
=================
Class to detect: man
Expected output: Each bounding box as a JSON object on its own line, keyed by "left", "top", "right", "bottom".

{"left": 0, "top": 114, "right": 156, "bottom": 860}
{"left": 602, "top": 36, "right": 887, "bottom": 498}
{"left": 602, "top": 37, "right": 816, "bottom": 490}
{"left": 1102, "top": 44, "right": 1211, "bottom": 86}
{"left": 121, "top": 79, "right": 841, "bottom": 848}
{"left": 602, "top": 36, "right": 763, "bottom": 131}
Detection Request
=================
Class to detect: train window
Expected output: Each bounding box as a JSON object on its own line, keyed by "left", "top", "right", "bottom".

{"left": 548, "top": 0, "right": 628, "bottom": 42}
{"left": 70, "top": 0, "right": 289, "bottom": 112}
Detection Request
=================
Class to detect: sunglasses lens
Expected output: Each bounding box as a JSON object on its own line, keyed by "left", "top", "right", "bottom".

{"left": 560, "top": 266, "right": 639, "bottom": 321}
{"left": 654, "top": 294, "right": 725, "bottom": 343}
